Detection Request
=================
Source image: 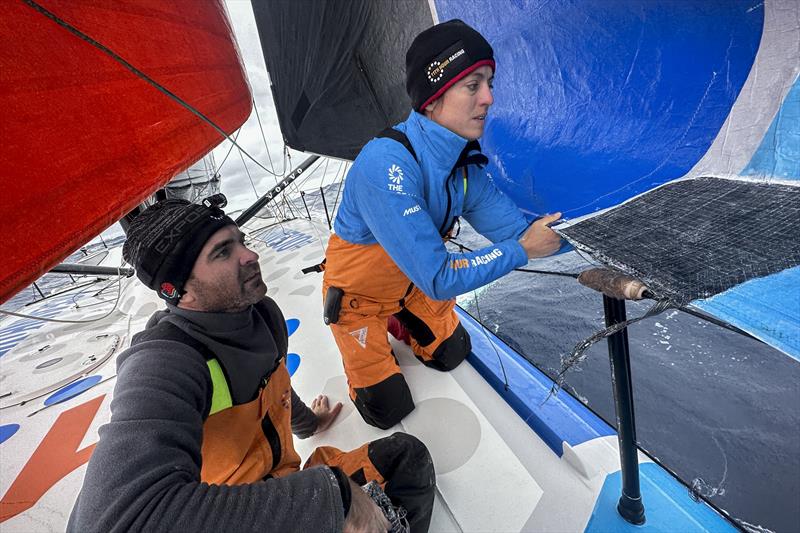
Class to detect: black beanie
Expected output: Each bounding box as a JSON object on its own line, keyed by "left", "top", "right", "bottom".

{"left": 406, "top": 19, "right": 495, "bottom": 112}
{"left": 122, "top": 196, "right": 236, "bottom": 303}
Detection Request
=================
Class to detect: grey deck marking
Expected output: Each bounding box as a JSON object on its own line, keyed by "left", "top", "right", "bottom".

{"left": 290, "top": 285, "right": 316, "bottom": 296}
{"left": 402, "top": 397, "right": 481, "bottom": 474}
{"left": 265, "top": 267, "right": 290, "bottom": 282}
{"left": 35, "top": 358, "right": 63, "bottom": 369}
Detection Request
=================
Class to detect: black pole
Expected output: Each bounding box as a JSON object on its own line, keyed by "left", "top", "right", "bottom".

{"left": 235, "top": 155, "right": 319, "bottom": 226}
{"left": 50, "top": 264, "right": 135, "bottom": 277}
{"left": 300, "top": 191, "right": 312, "bottom": 220}
{"left": 603, "top": 294, "right": 646, "bottom": 525}
{"left": 320, "top": 186, "right": 332, "bottom": 230}
{"left": 33, "top": 282, "right": 45, "bottom": 299}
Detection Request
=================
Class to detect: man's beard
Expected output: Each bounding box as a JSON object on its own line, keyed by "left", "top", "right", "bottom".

{"left": 190, "top": 268, "right": 266, "bottom": 313}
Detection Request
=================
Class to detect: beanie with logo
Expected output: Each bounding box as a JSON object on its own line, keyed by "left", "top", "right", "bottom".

{"left": 405, "top": 19, "right": 495, "bottom": 112}
{"left": 122, "top": 197, "right": 236, "bottom": 303}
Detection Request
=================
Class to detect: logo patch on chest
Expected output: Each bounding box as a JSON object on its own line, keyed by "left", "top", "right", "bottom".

{"left": 388, "top": 165, "right": 404, "bottom": 192}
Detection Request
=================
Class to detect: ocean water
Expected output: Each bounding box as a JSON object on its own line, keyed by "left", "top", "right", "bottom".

{"left": 455, "top": 223, "right": 800, "bottom": 533}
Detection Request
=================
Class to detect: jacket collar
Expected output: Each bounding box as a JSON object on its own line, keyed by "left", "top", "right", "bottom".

{"left": 406, "top": 111, "right": 469, "bottom": 173}
{"left": 167, "top": 302, "right": 256, "bottom": 335}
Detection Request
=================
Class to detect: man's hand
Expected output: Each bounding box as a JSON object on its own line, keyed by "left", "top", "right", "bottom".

{"left": 518, "top": 212, "right": 563, "bottom": 259}
{"left": 343, "top": 478, "right": 390, "bottom": 533}
{"left": 312, "top": 394, "right": 343, "bottom": 434}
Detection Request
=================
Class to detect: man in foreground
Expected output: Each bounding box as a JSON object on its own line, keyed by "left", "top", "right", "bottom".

{"left": 68, "top": 197, "right": 435, "bottom": 532}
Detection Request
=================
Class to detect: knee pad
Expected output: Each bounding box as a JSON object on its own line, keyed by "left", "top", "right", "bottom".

{"left": 369, "top": 432, "right": 435, "bottom": 484}
{"left": 353, "top": 373, "right": 415, "bottom": 430}
{"left": 425, "top": 323, "right": 471, "bottom": 371}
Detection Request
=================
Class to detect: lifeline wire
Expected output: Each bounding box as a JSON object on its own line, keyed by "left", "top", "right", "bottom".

{"left": 448, "top": 240, "right": 580, "bottom": 279}
{"left": 547, "top": 297, "right": 675, "bottom": 400}
{"left": 0, "top": 273, "right": 125, "bottom": 324}
{"left": 448, "top": 240, "right": 511, "bottom": 390}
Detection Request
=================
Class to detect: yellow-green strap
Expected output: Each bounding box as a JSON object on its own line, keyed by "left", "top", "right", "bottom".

{"left": 462, "top": 167, "right": 468, "bottom": 195}
{"left": 207, "top": 358, "right": 233, "bottom": 415}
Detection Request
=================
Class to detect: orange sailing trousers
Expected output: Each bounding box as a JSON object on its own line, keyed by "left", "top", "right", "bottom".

{"left": 323, "top": 235, "right": 471, "bottom": 429}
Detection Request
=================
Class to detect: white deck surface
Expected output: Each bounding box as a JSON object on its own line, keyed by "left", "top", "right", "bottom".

{"left": 0, "top": 215, "right": 632, "bottom": 532}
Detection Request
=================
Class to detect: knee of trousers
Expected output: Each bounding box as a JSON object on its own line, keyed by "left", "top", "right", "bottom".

{"left": 368, "top": 432, "right": 435, "bottom": 487}
{"left": 353, "top": 373, "right": 415, "bottom": 430}
{"left": 425, "top": 322, "right": 471, "bottom": 372}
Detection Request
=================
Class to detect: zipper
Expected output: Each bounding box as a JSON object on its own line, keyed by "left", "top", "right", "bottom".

{"left": 438, "top": 170, "right": 455, "bottom": 236}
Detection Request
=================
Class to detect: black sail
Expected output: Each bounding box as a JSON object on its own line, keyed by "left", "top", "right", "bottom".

{"left": 251, "top": 0, "right": 433, "bottom": 161}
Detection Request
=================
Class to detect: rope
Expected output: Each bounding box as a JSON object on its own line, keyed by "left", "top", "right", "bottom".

{"left": 22, "top": 0, "right": 279, "bottom": 178}
{"left": 216, "top": 128, "right": 242, "bottom": 173}
{"left": 0, "top": 274, "right": 125, "bottom": 324}
{"left": 448, "top": 240, "right": 580, "bottom": 279}
{"left": 253, "top": 97, "right": 286, "bottom": 176}
{"left": 471, "top": 289, "right": 510, "bottom": 391}
{"left": 546, "top": 297, "right": 674, "bottom": 400}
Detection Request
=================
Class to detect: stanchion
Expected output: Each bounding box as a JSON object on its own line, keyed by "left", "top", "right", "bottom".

{"left": 604, "top": 294, "right": 646, "bottom": 525}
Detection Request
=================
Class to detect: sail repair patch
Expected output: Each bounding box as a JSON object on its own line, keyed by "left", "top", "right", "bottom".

{"left": 558, "top": 176, "right": 800, "bottom": 303}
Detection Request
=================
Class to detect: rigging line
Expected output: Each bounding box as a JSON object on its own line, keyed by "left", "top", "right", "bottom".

{"left": 0, "top": 274, "right": 125, "bottom": 324}
{"left": 448, "top": 240, "right": 581, "bottom": 278}
{"left": 286, "top": 158, "right": 328, "bottom": 215}
{"left": 471, "top": 287, "right": 510, "bottom": 391}
{"left": 238, "top": 147, "right": 261, "bottom": 199}
{"left": 23, "top": 0, "right": 280, "bottom": 177}
{"left": 331, "top": 162, "right": 348, "bottom": 215}
{"left": 293, "top": 160, "right": 325, "bottom": 192}
{"left": 68, "top": 272, "right": 120, "bottom": 307}
{"left": 562, "top": 242, "right": 763, "bottom": 344}
{"left": 280, "top": 157, "right": 324, "bottom": 219}
{"left": 546, "top": 297, "right": 674, "bottom": 401}
{"left": 320, "top": 158, "right": 331, "bottom": 190}
{"left": 449, "top": 240, "right": 510, "bottom": 390}
{"left": 252, "top": 97, "right": 285, "bottom": 176}
{"left": 303, "top": 161, "right": 335, "bottom": 217}
{"left": 285, "top": 158, "right": 324, "bottom": 209}
{"left": 216, "top": 128, "right": 242, "bottom": 174}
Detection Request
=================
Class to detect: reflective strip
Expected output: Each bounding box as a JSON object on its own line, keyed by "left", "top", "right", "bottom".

{"left": 462, "top": 168, "right": 468, "bottom": 195}
{"left": 207, "top": 358, "right": 233, "bottom": 415}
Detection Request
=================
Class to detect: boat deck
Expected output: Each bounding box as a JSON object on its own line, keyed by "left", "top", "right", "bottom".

{"left": 0, "top": 216, "right": 736, "bottom": 531}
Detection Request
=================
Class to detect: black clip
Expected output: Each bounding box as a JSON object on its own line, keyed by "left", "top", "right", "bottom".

{"left": 323, "top": 286, "right": 344, "bottom": 325}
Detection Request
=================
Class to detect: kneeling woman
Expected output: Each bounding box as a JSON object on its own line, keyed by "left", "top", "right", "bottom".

{"left": 323, "top": 19, "right": 562, "bottom": 429}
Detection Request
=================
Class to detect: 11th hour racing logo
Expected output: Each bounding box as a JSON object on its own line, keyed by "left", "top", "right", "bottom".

{"left": 388, "top": 164, "right": 404, "bottom": 192}
{"left": 426, "top": 48, "right": 465, "bottom": 83}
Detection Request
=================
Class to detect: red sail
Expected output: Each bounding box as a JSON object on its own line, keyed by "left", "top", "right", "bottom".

{"left": 0, "top": 0, "right": 251, "bottom": 304}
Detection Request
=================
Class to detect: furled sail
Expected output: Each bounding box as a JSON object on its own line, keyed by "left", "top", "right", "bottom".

{"left": 0, "top": 0, "right": 251, "bottom": 304}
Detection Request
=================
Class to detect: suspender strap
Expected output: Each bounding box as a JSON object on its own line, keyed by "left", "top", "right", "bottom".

{"left": 376, "top": 128, "right": 418, "bottom": 163}
{"left": 132, "top": 321, "right": 234, "bottom": 417}
{"left": 130, "top": 298, "right": 287, "bottom": 416}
